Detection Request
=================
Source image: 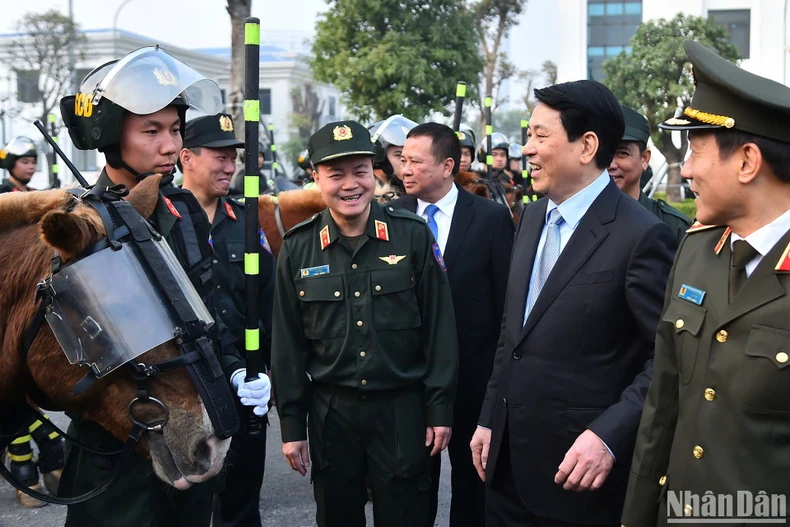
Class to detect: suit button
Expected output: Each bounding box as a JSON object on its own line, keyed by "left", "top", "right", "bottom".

{"left": 512, "top": 351, "right": 521, "bottom": 359}
{"left": 704, "top": 388, "right": 716, "bottom": 401}
{"left": 693, "top": 445, "right": 704, "bottom": 459}
{"left": 684, "top": 504, "right": 693, "bottom": 517}
{"left": 777, "top": 351, "right": 789, "bottom": 364}
{"left": 716, "top": 330, "right": 728, "bottom": 343}
{"left": 659, "top": 475, "right": 666, "bottom": 486}
{"left": 675, "top": 319, "right": 685, "bottom": 329}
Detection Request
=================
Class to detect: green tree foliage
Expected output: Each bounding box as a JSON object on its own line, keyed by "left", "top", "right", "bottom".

{"left": 311, "top": 0, "right": 484, "bottom": 122}
{"left": 602, "top": 14, "right": 738, "bottom": 201}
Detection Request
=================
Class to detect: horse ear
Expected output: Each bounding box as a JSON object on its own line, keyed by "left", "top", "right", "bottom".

{"left": 125, "top": 174, "right": 162, "bottom": 219}
{"left": 40, "top": 209, "right": 95, "bottom": 260}
{"left": 471, "top": 184, "right": 489, "bottom": 199}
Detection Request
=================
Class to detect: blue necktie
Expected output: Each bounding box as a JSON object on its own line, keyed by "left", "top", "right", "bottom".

{"left": 425, "top": 204, "right": 440, "bottom": 242}
{"left": 524, "top": 208, "right": 564, "bottom": 325}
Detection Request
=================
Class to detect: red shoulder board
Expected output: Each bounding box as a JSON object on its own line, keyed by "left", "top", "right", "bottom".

{"left": 776, "top": 242, "right": 790, "bottom": 272}
{"left": 375, "top": 220, "right": 389, "bottom": 241}
{"left": 686, "top": 221, "right": 721, "bottom": 233}
{"left": 162, "top": 196, "right": 182, "bottom": 219}
{"left": 224, "top": 201, "right": 237, "bottom": 221}
{"left": 320, "top": 225, "right": 330, "bottom": 250}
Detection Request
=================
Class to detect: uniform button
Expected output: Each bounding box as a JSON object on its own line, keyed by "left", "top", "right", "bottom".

{"left": 354, "top": 291, "right": 361, "bottom": 297}
{"left": 299, "top": 291, "right": 305, "bottom": 297}
{"left": 502, "top": 398, "right": 507, "bottom": 407}
{"left": 389, "top": 207, "right": 394, "bottom": 211}
{"left": 513, "top": 351, "right": 522, "bottom": 360}
{"left": 352, "top": 263, "right": 358, "bottom": 270}
{"left": 222, "top": 309, "right": 227, "bottom": 314}
{"left": 334, "top": 291, "right": 341, "bottom": 297}
{"left": 659, "top": 475, "right": 666, "bottom": 486}
{"left": 360, "top": 351, "right": 366, "bottom": 358}
{"left": 357, "top": 320, "right": 363, "bottom": 327}
{"left": 683, "top": 504, "right": 693, "bottom": 517}
{"left": 777, "top": 351, "right": 789, "bottom": 364}
{"left": 675, "top": 319, "right": 685, "bottom": 329}
{"left": 216, "top": 285, "right": 221, "bottom": 290}
{"left": 693, "top": 445, "right": 704, "bottom": 459}
{"left": 716, "top": 330, "right": 728, "bottom": 343}
{"left": 213, "top": 259, "right": 218, "bottom": 264}
{"left": 361, "top": 379, "right": 368, "bottom": 386}
{"left": 375, "top": 285, "right": 381, "bottom": 292}
{"left": 411, "top": 276, "right": 415, "bottom": 283}
{"left": 704, "top": 388, "right": 716, "bottom": 401}
{"left": 231, "top": 253, "right": 236, "bottom": 258}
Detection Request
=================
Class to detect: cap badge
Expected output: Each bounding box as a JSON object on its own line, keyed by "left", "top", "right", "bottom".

{"left": 333, "top": 125, "right": 353, "bottom": 141}
{"left": 219, "top": 115, "right": 234, "bottom": 132}
{"left": 457, "top": 132, "right": 466, "bottom": 140}
{"left": 0, "top": 150, "right": 5, "bottom": 160}
{"left": 153, "top": 68, "right": 178, "bottom": 87}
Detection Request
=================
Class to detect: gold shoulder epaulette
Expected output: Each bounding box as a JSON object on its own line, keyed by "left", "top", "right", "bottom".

{"left": 686, "top": 221, "right": 722, "bottom": 233}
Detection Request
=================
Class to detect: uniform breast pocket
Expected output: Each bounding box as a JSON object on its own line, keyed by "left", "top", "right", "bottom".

{"left": 218, "top": 241, "right": 245, "bottom": 292}
{"left": 296, "top": 276, "right": 346, "bottom": 340}
{"left": 741, "top": 325, "right": 790, "bottom": 414}
{"left": 662, "top": 297, "right": 706, "bottom": 384}
{"left": 370, "top": 269, "right": 422, "bottom": 331}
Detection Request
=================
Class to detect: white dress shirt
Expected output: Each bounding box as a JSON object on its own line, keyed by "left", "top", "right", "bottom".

{"left": 416, "top": 183, "right": 459, "bottom": 255}
{"left": 730, "top": 208, "right": 790, "bottom": 277}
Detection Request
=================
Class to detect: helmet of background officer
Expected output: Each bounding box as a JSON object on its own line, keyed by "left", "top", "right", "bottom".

{"left": 457, "top": 126, "right": 476, "bottom": 172}
{"left": 258, "top": 141, "right": 266, "bottom": 170}
{"left": 507, "top": 142, "right": 523, "bottom": 173}
{"left": 476, "top": 132, "right": 509, "bottom": 170}
{"left": 401, "top": 123, "right": 460, "bottom": 202}
{"left": 368, "top": 115, "right": 418, "bottom": 179}
{"left": 0, "top": 137, "right": 38, "bottom": 185}
{"left": 608, "top": 105, "right": 651, "bottom": 200}
{"left": 60, "top": 46, "right": 223, "bottom": 189}
{"left": 179, "top": 113, "right": 243, "bottom": 201}
{"left": 308, "top": 121, "right": 377, "bottom": 222}
{"left": 297, "top": 148, "right": 312, "bottom": 173}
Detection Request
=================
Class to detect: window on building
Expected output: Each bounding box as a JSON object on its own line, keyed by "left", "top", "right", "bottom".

{"left": 709, "top": 9, "right": 750, "bottom": 58}
{"left": 587, "top": 0, "right": 642, "bottom": 82}
{"left": 16, "top": 70, "right": 41, "bottom": 103}
{"left": 328, "top": 96, "right": 336, "bottom": 116}
{"left": 259, "top": 88, "right": 271, "bottom": 115}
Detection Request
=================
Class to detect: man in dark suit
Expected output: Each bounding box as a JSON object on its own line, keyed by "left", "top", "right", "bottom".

{"left": 391, "top": 122, "right": 514, "bottom": 527}
{"left": 470, "top": 80, "right": 677, "bottom": 527}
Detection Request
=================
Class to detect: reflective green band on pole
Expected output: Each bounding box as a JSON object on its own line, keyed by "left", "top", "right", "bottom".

{"left": 268, "top": 123, "right": 274, "bottom": 131}
{"left": 456, "top": 83, "right": 466, "bottom": 97}
{"left": 271, "top": 145, "right": 276, "bottom": 152}
{"left": 523, "top": 196, "right": 529, "bottom": 204}
{"left": 486, "top": 155, "right": 493, "bottom": 165}
{"left": 52, "top": 137, "right": 58, "bottom": 143}
{"left": 531, "top": 195, "right": 538, "bottom": 201}
{"left": 485, "top": 97, "right": 492, "bottom": 107}
{"left": 522, "top": 169, "right": 528, "bottom": 177}
{"left": 521, "top": 120, "right": 529, "bottom": 127}
{"left": 245, "top": 329, "right": 260, "bottom": 351}
{"left": 485, "top": 125, "right": 493, "bottom": 135}
{"left": 53, "top": 164, "right": 59, "bottom": 173}
{"left": 244, "top": 100, "right": 259, "bottom": 122}
{"left": 244, "top": 175, "right": 259, "bottom": 198}
{"left": 245, "top": 23, "right": 260, "bottom": 45}
{"left": 48, "top": 113, "right": 56, "bottom": 124}
{"left": 273, "top": 162, "right": 279, "bottom": 169}
{"left": 245, "top": 252, "right": 259, "bottom": 275}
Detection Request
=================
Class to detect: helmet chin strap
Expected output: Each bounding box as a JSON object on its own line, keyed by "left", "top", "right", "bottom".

{"left": 121, "top": 160, "right": 175, "bottom": 187}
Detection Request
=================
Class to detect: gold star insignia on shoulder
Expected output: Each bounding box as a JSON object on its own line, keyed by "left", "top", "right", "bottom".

{"left": 379, "top": 255, "right": 406, "bottom": 265}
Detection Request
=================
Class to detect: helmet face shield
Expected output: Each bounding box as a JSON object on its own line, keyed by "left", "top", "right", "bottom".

{"left": 85, "top": 47, "right": 222, "bottom": 116}
{"left": 4, "top": 137, "right": 37, "bottom": 158}
{"left": 371, "top": 115, "right": 418, "bottom": 148}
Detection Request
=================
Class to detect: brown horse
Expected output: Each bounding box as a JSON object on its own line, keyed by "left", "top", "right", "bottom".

{"left": 0, "top": 175, "right": 229, "bottom": 489}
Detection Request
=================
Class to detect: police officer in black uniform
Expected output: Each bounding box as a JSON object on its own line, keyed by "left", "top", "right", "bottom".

{"left": 0, "top": 137, "right": 38, "bottom": 192}
{"left": 180, "top": 112, "right": 275, "bottom": 527}
{"left": 271, "top": 120, "right": 459, "bottom": 527}
{"left": 457, "top": 126, "right": 477, "bottom": 173}
{"left": 58, "top": 47, "right": 268, "bottom": 527}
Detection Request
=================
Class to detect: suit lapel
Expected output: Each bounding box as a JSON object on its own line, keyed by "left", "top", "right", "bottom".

{"left": 508, "top": 200, "right": 548, "bottom": 342}
{"left": 519, "top": 182, "right": 618, "bottom": 340}
{"left": 443, "top": 186, "right": 474, "bottom": 269}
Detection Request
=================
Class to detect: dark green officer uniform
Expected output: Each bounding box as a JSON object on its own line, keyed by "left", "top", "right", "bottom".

{"left": 61, "top": 169, "right": 243, "bottom": 527}
{"left": 622, "top": 41, "right": 790, "bottom": 526}
{"left": 0, "top": 179, "right": 26, "bottom": 192}
{"left": 271, "top": 121, "right": 458, "bottom": 527}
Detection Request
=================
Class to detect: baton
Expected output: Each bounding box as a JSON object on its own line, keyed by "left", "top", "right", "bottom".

{"left": 243, "top": 16, "right": 264, "bottom": 436}
{"left": 452, "top": 82, "right": 466, "bottom": 132}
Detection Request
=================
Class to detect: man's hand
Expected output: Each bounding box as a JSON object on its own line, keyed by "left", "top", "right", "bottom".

{"left": 554, "top": 429, "right": 614, "bottom": 491}
{"left": 282, "top": 440, "right": 310, "bottom": 476}
{"left": 470, "top": 426, "right": 491, "bottom": 482}
{"left": 425, "top": 426, "right": 451, "bottom": 457}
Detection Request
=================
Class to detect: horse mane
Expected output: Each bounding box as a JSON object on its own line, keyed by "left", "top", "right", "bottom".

{"left": 0, "top": 190, "right": 72, "bottom": 233}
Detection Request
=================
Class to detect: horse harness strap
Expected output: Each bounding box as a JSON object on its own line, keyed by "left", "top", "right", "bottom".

{"left": 274, "top": 201, "right": 286, "bottom": 238}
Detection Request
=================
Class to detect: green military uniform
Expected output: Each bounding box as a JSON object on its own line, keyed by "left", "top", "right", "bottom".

{"left": 638, "top": 192, "right": 692, "bottom": 244}
{"left": 622, "top": 41, "right": 790, "bottom": 526}
{"left": 0, "top": 179, "right": 26, "bottom": 193}
{"left": 271, "top": 120, "right": 458, "bottom": 527}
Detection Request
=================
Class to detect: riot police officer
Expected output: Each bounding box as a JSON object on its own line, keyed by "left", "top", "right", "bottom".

{"left": 457, "top": 126, "right": 476, "bottom": 173}
{"left": 58, "top": 46, "right": 268, "bottom": 527}
{"left": 0, "top": 137, "right": 38, "bottom": 192}
{"left": 369, "top": 114, "right": 418, "bottom": 195}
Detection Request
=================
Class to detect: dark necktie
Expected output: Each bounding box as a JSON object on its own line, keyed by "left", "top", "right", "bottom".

{"left": 729, "top": 240, "right": 759, "bottom": 303}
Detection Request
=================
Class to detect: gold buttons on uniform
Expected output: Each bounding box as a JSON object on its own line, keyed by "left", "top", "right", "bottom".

{"left": 334, "top": 291, "right": 341, "bottom": 297}
{"left": 360, "top": 351, "right": 366, "bottom": 358}
{"left": 352, "top": 263, "right": 358, "bottom": 270}
{"left": 704, "top": 388, "right": 716, "bottom": 401}
{"left": 361, "top": 379, "right": 368, "bottom": 386}
{"left": 716, "top": 330, "right": 728, "bottom": 343}
{"left": 299, "top": 291, "right": 305, "bottom": 297}
{"left": 693, "top": 445, "right": 704, "bottom": 459}
{"left": 777, "top": 351, "right": 789, "bottom": 364}
{"left": 357, "top": 320, "right": 363, "bottom": 327}
{"left": 354, "top": 291, "right": 361, "bottom": 297}
{"left": 375, "top": 285, "right": 381, "bottom": 292}
{"left": 675, "top": 319, "right": 685, "bottom": 329}
{"left": 659, "top": 476, "right": 666, "bottom": 486}
{"left": 684, "top": 504, "right": 693, "bottom": 517}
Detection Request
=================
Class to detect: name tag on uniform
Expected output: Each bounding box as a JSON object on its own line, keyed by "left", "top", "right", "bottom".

{"left": 301, "top": 264, "right": 330, "bottom": 278}
{"left": 678, "top": 284, "right": 705, "bottom": 305}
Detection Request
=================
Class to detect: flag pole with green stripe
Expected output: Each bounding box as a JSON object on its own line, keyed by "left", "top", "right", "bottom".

{"left": 485, "top": 95, "right": 493, "bottom": 182}
{"left": 452, "top": 81, "right": 466, "bottom": 132}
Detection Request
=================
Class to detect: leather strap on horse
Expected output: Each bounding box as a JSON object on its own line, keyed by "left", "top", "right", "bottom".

{"left": 274, "top": 201, "right": 286, "bottom": 238}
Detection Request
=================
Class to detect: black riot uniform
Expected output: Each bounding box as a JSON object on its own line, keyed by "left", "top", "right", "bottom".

{"left": 57, "top": 47, "right": 242, "bottom": 527}
{"left": 271, "top": 120, "right": 458, "bottom": 527}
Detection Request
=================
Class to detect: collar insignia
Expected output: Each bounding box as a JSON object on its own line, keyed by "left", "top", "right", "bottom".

{"left": 162, "top": 196, "right": 182, "bottom": 219}
{"left": 320, "top": 225, "right": 331, "bottom": 250}
{"left": 224, "top": 201, "right": 237, "bottom": 221}
{"left": 375, "top": 220, "right": 389, "bottom": 241}
{"left": 775, "top": 242, "right": 790, "bottom": 272}
{"left": 714, "top": 227, "right": 732, "bottom": 255}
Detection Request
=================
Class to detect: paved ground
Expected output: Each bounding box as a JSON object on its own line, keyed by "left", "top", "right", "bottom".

{"left": 0, "top": 411, "right": 452, "bottom": 527}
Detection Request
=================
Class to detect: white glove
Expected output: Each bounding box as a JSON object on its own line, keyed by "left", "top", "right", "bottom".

{"left": 232, "top": 370, "right": 271, "bottom": 417}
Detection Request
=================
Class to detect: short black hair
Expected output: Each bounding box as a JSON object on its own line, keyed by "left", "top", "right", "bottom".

{"left": 691, "top": 129, "right": 790, "bottom": 183}
{"left": 534, "top": 80, "right": 624, "bottom": 169}
{"left": 407, "top": 122, "right": 461, "bottom": 176}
